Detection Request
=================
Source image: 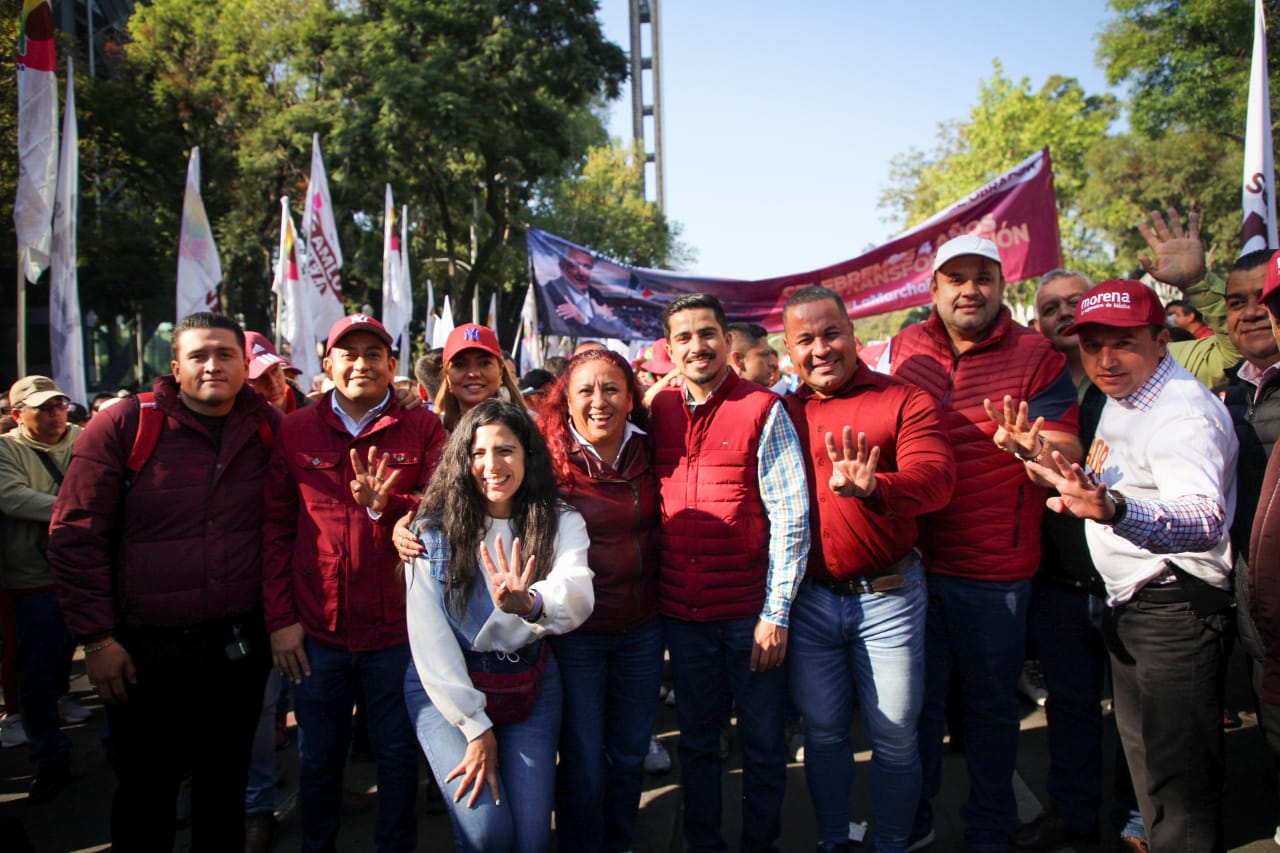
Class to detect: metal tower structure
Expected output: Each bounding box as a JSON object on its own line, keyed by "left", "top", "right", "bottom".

{"left": 628, "top": 0, "right": 666, "bottom": 212}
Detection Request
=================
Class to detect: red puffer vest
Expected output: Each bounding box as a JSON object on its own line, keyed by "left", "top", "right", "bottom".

{"left": 560, "top": 436, "right": 660, "bottom": 633}
{"left": 652, "top": 370, "right": 777, "bottom": 621}
{"left": 891, "top": 308, "right": 1073, "bottom": 581}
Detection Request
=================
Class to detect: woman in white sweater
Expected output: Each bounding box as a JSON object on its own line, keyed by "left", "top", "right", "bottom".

{"left": 403, "top": 399, "right": 593, "bottom": 852}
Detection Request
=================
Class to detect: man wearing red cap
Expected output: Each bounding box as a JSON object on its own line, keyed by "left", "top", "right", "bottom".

{"left": 1029, "top": 279, "right": 1237, "bottom": 853}
{"left": 262, "top": 313, "right": 445, "bottom": 852}
{"left": 245, "top": 330, "right": 306, "bottom": 413}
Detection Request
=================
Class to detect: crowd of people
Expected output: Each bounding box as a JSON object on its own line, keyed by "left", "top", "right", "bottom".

{"left": 0, "top": 215, "right": 1277, "bottom": 853}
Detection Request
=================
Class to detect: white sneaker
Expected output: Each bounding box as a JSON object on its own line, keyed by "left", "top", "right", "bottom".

{"left": 784, "top": 718, "right": 805, "bottom": 762}
{"left": 664, "top": 689, "right": 676, "bottom": 708}
{"left": 0, "top": 713, "right": 28, "bottom": 748}
{"left": 1018, "top": 660, "right": 1048, "bottom": 707}
{"left": 643, "top": 736, "right": 671, "bottom": 774}
{"left": 57, "top": 695, "right": 92, "bottom": 724}
{"left": 1273, "top": 823, "right": 1279, "bottom": 846}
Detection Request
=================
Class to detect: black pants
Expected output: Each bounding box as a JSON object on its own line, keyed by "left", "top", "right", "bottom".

{"left": 107, "top": 616, "right": 269, "bottom": 852}
{"left": 1106, "top": 598, "right": 1227, "bottom": 853}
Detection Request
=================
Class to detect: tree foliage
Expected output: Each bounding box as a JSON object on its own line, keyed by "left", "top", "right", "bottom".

{"left": 530, "top": 140, "right": 695, "bottom": 269}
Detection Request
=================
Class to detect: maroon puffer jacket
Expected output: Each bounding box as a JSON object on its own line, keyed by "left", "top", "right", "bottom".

{"left": 559, "top": 436, "right": 659, "bottom": 633}
{"left": 48, "top": 375, "right": 280, "bottom": 642}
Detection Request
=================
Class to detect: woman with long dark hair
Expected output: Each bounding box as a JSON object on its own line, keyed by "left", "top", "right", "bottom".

{"left": 403, "top": 399, "right": 593, "bottom": 852}
{"left": 537, "top": 349, "right": 663, "bottom": 853}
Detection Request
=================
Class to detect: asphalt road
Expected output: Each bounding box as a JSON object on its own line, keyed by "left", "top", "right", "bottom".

{"left": 2, "top": 644, "right": 1278, "bottom": 852}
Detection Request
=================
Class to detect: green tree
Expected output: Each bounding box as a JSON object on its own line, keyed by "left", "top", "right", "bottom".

{"left": 530, "top": 139, "right": 694, "bottom": 270}
{"left": 879, "top": 62, "right": 1118, "bottom": 287}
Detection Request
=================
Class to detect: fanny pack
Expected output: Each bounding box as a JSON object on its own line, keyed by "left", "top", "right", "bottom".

{"left": 463, "top": 640, "right": 550, "bottom": 725}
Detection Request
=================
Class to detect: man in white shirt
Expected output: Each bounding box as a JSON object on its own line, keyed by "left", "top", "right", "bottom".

{"left": 1028, "top": 278, "right": 1237, "bottom": 853}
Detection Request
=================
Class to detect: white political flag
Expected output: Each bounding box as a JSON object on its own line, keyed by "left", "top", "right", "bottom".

{"left": 432, "top": 295, "right": 455, "bottom": 349}
{"left": 399, "top": 204, "right": 413, "bottom": 359}
{"left": 1242, "top": 0, "right": 1278, "bottom": 255}
{"left": 175, "top": 147, "right": 222, "bottom": 320}
{"left": 49, "top": 58, "right": 85, "bottom": 405}
{"left": 273, "top": 197, "right": 320, "bottom": 381}
{"left": 15, "top": 0, "right": 58, "bottom": 283}
{"left": 424, "top": 278, "right": 437, "bottom": 349}
{"left": 302, "top": 134, "right": 345, "bottom": 334}
{"left": 381, "top": 185, "right": 411, "bottom": 361}
{"left": 517, "top": 283, "right": 542, "bottom": 372}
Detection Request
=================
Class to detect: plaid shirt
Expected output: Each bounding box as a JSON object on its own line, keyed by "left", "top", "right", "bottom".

{"left": 1110, "top": 355, "right": 1227, "bottom": 553}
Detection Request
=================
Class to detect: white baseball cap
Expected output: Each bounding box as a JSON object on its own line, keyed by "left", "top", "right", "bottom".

{"left": 932, "top": 234, "right": 1002, "bottom": 273}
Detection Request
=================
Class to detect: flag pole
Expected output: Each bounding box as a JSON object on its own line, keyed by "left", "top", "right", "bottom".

{"left": 16, "top": 247, "right": 27, "bottom": 376}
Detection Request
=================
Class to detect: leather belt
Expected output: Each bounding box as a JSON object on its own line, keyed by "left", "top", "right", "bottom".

{"left": 1131, "top": 578, "right": 1188, "bottom": 604}
{"left": 809, "top": 552, "right": 916, "bottom": 596}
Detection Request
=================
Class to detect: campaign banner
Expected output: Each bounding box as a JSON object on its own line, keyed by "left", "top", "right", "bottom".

{"left": 527, "top": 147, "right": 1061, "bottom": 342}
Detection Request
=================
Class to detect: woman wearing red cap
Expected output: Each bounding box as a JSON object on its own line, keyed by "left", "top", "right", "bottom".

{"left": 536, "top": 348, "right": 663, "bottom": 852}
{"left": 436, "top": 324, "right": 527, "bottom": 432}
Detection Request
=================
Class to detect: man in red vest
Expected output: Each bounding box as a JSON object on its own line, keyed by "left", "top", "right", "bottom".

{"left": 650, "top": 293, "right": 810, "bottom": 852}
{"left": 885, "top": 235, "right": 1081, "bottom": 852}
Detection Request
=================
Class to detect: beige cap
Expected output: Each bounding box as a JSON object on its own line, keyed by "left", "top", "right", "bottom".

{"left": 9, "top": 376, "right": 68, "bottom": 409}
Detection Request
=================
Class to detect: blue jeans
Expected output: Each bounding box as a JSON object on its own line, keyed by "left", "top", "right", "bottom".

{"left": 789, "top": 562, "right": 926, "bottom": 853}
{"left": 664, "top": 615, "right": 787, "bottom": 853}
{"left": 405, "top": 654, "right": 562, "bottom": 853}
{"left": 916, "top": 574, "right": 1030, "bottom": 853}
{"left": 11, "top": 590, "right": 73, "bottom": 771}
{"left": 293, "top": 640, "right": 417, "bottom": 853}
{"left": 551, "top": 618, "right": 664, "bottom": 853}
{"left": 245, "top": 669, "right": 283, "bottom": 814}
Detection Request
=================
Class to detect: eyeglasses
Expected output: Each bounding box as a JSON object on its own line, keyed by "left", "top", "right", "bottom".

{"left": 21, "top": 399, "right": 70, "bottom": 414}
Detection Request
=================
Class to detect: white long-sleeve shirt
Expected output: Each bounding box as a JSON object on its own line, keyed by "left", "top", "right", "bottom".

{"left": 405, "top": 509, "right": 593, "bottom": 740}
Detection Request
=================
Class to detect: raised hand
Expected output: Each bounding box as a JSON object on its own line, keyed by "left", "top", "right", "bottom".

{"left": 479, "top": 535, "right": 537, "bottom": 616}
{"left": 1137, "top": 206, "right": 1205, "bottom": 288}
{"left": 825, "top": 425, "right": 880, "bottom": 498}
{"left": 349, "top": 445, "right": 401, "bottom": 513}
{"left": 984, "top": 395, "right": 1045, "bottom": 461}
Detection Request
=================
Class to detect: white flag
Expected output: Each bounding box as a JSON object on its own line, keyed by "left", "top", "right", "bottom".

{"left": 49, "top": 58, "right": 85, "bottom": 405}
{"left": 432, "top": 295, "right": 455, "bottom": 349}
{"left": 517, "top": 283, "right": 542, "bottom": 372}
{"left": 14, "top": 0, "right": 58, "bottom": 283}
{"left": 486, "top": 292, "right": 498, "bottom": 330}
{"left": 381, "top": 185, "right": 412, "bottom": 361}
{"left": 175, "top": 147, "right": 222, "bottom": 320}
{"left": 302, "top": 134, "right": 345, "bottom": 335}
{"left": 1242, "top": 0, "right": 1278, "bottom": 255}
{"left": 272, "top": 197, "right": 320, "bottom": 381}
{"left": 424, "top": 277, "right": 437, "bottom": 349}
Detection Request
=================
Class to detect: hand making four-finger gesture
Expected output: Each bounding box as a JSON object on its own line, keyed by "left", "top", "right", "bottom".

{"left": 825, "top": 425, "right": 880, "bottom": 498}
{"left": 479, "top": 535, "right": 538, "bottom": 616}
{"left": 1025, "top": 450, "right": 1115, "bottom": 522}
{"left": 349, "top": 445, "right": 401, "bottom": 513}
{"left": 984, "top": 395, "right": 1047, "bottom": 463}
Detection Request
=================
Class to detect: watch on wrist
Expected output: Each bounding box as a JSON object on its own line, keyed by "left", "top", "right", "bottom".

{"left": 1105, "top": 489, "right": 1127, "bottom": 525}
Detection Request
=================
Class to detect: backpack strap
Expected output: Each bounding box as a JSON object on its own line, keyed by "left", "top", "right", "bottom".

{"left": 125, "top": 393, "right": 163, "bottom": 483}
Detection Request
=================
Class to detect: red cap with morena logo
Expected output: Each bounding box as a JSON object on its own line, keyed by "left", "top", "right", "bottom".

{"left": 1062, "top": 279, "right": 1164, "bottom": 336}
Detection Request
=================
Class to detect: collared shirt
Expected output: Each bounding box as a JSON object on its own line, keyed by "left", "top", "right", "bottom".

{"left": 682, "top": 371, "right": 809, "bottom": 625}
{"left": 570, "top": 420, "right": 645, "bottom": 463}
{"left": 1116, "top": 352, "right": 1176, "bottom": 411}
{"left": 330, "top": 389, "right": 392, "bottom": 438}
{"left": 1238, "top": 358, "right": 1280, "bottom": 405}
{"left": 566, "top": 284, "right": 596, "bottom": 321}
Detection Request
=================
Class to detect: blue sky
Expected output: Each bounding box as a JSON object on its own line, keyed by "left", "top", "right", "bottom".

{"left": 592, "top": 1, "right": 1120, "bottom": 279}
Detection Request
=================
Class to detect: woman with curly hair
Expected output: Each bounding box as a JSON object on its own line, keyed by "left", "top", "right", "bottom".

{"left": 402, "top": 399, "right": 593, "bottom": 851}
{"left": 537, "top": 348, "right": 663, "bottom": 853}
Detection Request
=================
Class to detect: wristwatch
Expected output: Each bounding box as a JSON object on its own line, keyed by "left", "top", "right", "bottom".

{"left": 1104, "top": 489, "right": 1127, "bottom": 525}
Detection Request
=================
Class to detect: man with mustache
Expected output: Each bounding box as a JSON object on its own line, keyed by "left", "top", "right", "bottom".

{"left": 883, "top": 235, "right": 1082, "bottom": 852}
{"left": 650, "top": 293, "right": 810, "bottom": 852}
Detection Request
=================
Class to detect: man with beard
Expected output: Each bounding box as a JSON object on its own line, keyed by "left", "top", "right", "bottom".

{"left": 650, "top": 293, "right": 809, "bottom": 852}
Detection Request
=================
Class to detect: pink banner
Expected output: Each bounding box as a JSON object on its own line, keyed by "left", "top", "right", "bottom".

{"left": 528, "top": 148, "right": 1061, "bottom": 341}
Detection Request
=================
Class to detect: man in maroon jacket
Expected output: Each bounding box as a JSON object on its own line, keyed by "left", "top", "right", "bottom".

{"left": 48, "top": 312, "right": 280, "bottom": 851}
{"left": 262, "top": 314, "right": 444, "bottom": 853}
{"left": 782, "top": 286, "right": 955, "bottom": 853}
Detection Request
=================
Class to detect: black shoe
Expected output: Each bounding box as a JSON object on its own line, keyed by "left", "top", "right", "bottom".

{"left": 28, "top": 765, "right": 71, "bottom": 804}
{"left": 1012, "top": 811, "right": 1099, "bottom": 850}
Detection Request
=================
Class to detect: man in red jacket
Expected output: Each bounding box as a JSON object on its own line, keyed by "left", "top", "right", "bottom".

{"left": 47, "top": 312, "right": 280, "bottom": 851}
{"left": 262, "top": 314, "right": 444, "bottom": 853}
{"left": 885, "top": 235, "right": 1081, "bottom": 852}
{"left": 783, "top": 286, "right": 955, "bottom": 853}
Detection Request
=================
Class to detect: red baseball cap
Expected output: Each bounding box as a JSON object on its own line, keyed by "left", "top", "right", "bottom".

{"left": 1263, "top": 248, "right": 1280, "bottom": 303}
{"left": 325, "top": 314, "right": 394, "bottom": 354}
{"left": 1062, "top": 279, "right": 1164, "bottom": 336}
{"left": 640, "top": 338, "right": 676, "bottom": 374}
{"left": 244, "top": 331, "right": 300, "bottom": 379}
{"left": 443, "top": 324, "right": 503, "bottom": 364}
